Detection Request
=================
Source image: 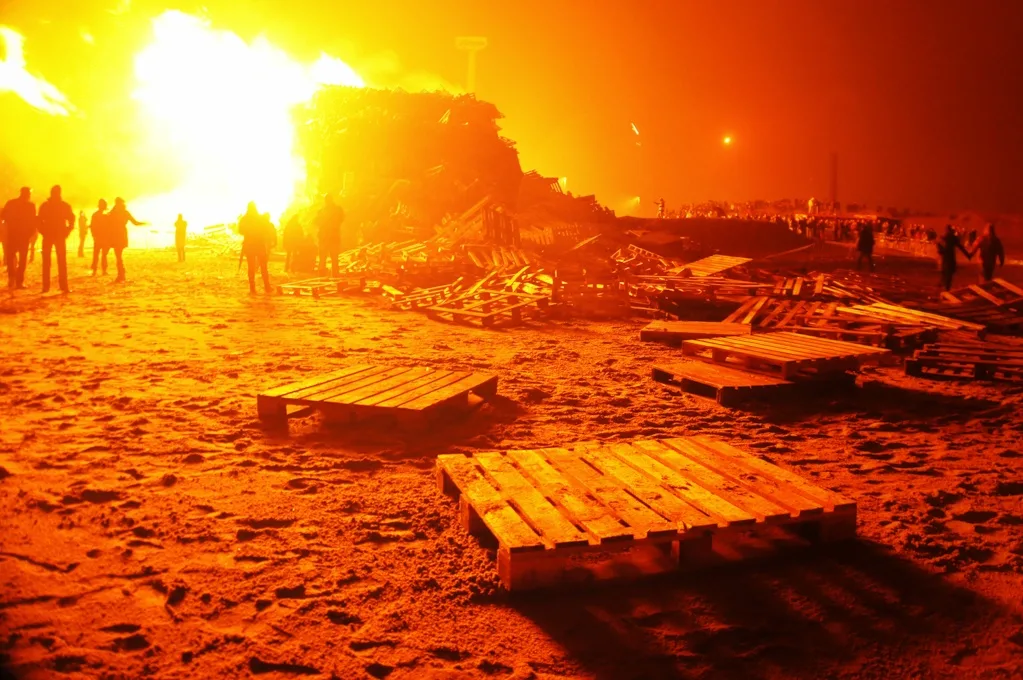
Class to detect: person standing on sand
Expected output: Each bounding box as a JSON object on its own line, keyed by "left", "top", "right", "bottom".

{"left": 174, "top": 214, "right": 187, "bottom": 262}
{"left": 238, "top": 202, "right": 273, "bottom": 294}
{"left": 76, "top": 210, "right": 88, "bottom": 257}
{"left": 937, "top": 224, "right": 972, "bottom": 291}
{"left": 37, "top": 185, "right": 76, "bottom": 294}
{"left": 855, "top": 222, "right": 875, "bottom": 272}
{"left": 282, "top": 215, "right": 303, "bottom": 273}
{"left": 2, "top": 187, "right": 36, "bottom": 289}
{"left": 971, "top": 223, "right": 1005, "bottom": 283}
{"left": 315, "top": 194, "right": 344, "bottom": 277}
{"left": 90, "top": 199, "right": 109, "bottom": 276}
{"left": 106, "top": 197, "right": 146, "bottom": 283}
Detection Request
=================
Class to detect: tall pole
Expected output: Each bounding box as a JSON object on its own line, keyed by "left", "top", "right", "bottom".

{"left": 830, "top": 151, "right": 839, "bottom": 212}
{"left": 456, "top": 37, "right": 488, "bottom": 93}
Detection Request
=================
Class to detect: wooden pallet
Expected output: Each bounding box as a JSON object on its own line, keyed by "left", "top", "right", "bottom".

{"left": 277, "top": 278, "right": 340, "bottom": 298}
{"left": 258, "top": 364, "right": 498, "bottom": 427}
{"left": 652, "top": 361, "right": 794, "bottom": 406}
{"left": 641, "top": 321, "right": 752, "bottom": 346}
{"left": 437, "top": 437, "right": 856, "bottom": 590}
{"left": 674, "top": 254, "right": 752, "bottom": 278}
{"left": 905, "top": 342, "right": 1023, "bottom": 382}
{"left": 682, "top": 331, "right": 890, "bottom": 379}
{"left": 427, "top": 289, "right": 549, "bottom": 327}
{"left": 839, "top": 302, "right": 986, "bottom": 335}
{"left": 723, "top": 297, "right": 936, "bottom": 350}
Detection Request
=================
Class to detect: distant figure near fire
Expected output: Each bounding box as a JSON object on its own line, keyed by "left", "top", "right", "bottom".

{"left": 855, "top": 222, "right": 875, "bottom": 272}
{"left": 77, "top": 210, "right": 88, "bottom": 257}
{"left": 91, "top": 199, "right": 109, "bottom": 276}
{"left": 37, "top": 185, "right": 76, "bottom": 294}
{"left": 238, "top": 202, "right": 274, "bottom": 294}
{"left": 937, "top": 224, "right": 972, "bottom": 291}
{"left": 1, "top": 187, "right": 36, "bottom": 290}
{"left": 971, "top": 223, "right": 1005, "bottom": 283}
{"left": 315, "top": 194, "right": 344, "bottom": 277}
{"left": 656, "top": 198, "right": 666, "bottom": 219}
{"left": 106, "top": 197, "right": 146, "bottom": 283}
{"left": 175, "top": 214, "right": 187, "bottom": 262}
{"left": 282, "top": 215, "right": 303, "bottom": 273}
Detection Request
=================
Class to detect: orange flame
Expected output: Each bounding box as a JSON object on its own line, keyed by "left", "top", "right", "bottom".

{"left": 130, "top": 11, "right": 365, "bottom": 237}
{"left": 0, "top": 26, "right": 74, "bottom": 116}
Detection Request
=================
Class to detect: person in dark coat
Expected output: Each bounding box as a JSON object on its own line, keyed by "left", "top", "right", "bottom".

{"left": 77, "top": 210, "right": 88, "bottom": 257}
{"left": 314, "top": 194, "right": 344, "bottom": 277}
{"left": 106, "top": 197, "right": 145, "bottom": 283}
{"left": 238, "top": 202, "right": 273, "bottom": 294}
{"left": 282, "top": 215, "right": 303, "bottom": 273}
{"left": 971, "top": 223, "right": 1005, "bottom": 283}
{"left": 1, "top": 187, "right": 36, "bottom": 289}
{"left": 90, "top": 199, "right": 109, "bottom": 276}
{"left": 855, "top": 222, "right": 875, "bottom": 271}
{"left": 174, "top": 214, "right": 187, "bottom": 262}
{"left": 937, "top": 224, "right": 972, "bottom": 291}
{"left": 37, "top": 185, "right": 76, "bottom": 293}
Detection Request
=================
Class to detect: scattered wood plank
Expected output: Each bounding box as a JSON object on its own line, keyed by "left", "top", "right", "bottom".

{"left": 641, "top": 321, "right": 752, "bottom": 346}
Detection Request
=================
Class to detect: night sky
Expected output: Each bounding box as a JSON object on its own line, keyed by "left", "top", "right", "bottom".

{"left": 5, "top": 0, "right": 1023, "bottom": 214}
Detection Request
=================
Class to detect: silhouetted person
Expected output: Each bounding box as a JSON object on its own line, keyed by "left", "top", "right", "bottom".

{"left": 90, "top": 199, "right": 109, "bottom": 275}
{"left": 855, "top": 222, "right": 875, "bottom": 271}
{"left": 2, "top": 187, "right": 36, "bottom": 289}
{"left": 174, "top": 214, "right": 187, "bottom": 262}
{"left": 282, "top": 215, "right": 303, "bottom": 272}
{"left": 937, "top": 224, "right": 971, "bottom": 291}
{"left": 656, "top": 198, "right": 666, "bottom": 219}
{"left": 37, "top": 185, "right": 76, "bottom": 294}
{"left": 238, "top": 202, "right": 273, "bottom": 294}
{"left": 315, "top": 194, "right": 344, "bottom": 277}
{"left": 77, "top": 210, "right": 88, "bottom": 257}
{"left": 971, "top": 223, "right": 1005, "bottom": 282}
{"left": 106, "top": 197, "right": 145, "bottom": 283}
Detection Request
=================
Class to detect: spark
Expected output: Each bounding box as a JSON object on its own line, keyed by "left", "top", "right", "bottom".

{"left": 723, "top": 135, "right": 733, "bottom": 146}
{"left": 0, "top": 27, "right": 75, "bottom": 115}
{"left": 631, "top": 122, "right": 640, "bottom": 135}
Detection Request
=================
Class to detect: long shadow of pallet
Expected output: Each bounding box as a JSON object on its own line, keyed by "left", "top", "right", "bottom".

{"left": 258, "top": 364, "right": 498, "bottom": 429}
{"left": 437, "top": 437, "right": 856, "bottom": 590}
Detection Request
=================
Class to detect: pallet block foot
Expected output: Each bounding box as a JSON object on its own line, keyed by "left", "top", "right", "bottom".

{"left": 459, "top": 496, "right": 487, "bottom": 536}
{"left": 673, "top": 534, "right": 716, "bottom": 570}
{"left": 256, "top": 396, "right": 287, "bottom": 422}
{"left": 793, "top": 512, "right": 857, "bottom": 544}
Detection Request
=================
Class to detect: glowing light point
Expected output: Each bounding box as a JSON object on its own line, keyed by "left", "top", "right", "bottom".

{"left": 723, "top": 135, "right": 733, "bottom": 146}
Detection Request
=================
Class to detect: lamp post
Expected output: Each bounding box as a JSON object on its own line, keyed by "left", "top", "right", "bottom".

{"left": 455, "top": 36, "right": 488, "bottom": 93}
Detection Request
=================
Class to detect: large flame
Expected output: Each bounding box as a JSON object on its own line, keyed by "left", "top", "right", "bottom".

{"left": 0, "top": 26, "right": 74, "bottom": 115}
{"left": 131, "top": 11, "right": 364, "bottom": 236}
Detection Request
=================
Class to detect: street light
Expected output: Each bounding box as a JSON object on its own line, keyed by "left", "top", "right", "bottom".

{"left": 455, "top": 36, "right": 488, "bottom": 93}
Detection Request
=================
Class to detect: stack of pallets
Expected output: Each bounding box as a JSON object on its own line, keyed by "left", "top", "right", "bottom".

{"left": 723, "top": 297, "right": 937, "bottom": 349}
{"left": 905, "top": 341, "right": 1023, "bottom": 382}
{"left": 918, "top": 279, "right": 1023, "bottom": 333}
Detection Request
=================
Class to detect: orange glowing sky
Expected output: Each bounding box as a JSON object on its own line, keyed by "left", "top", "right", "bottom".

{"left": 1, "top": 0, "right": 1023, "bottom": 216}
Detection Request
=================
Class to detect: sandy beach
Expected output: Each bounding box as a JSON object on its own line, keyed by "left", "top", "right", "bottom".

{"left": 2, "top": 247, "right": 1023, "bottom": 679}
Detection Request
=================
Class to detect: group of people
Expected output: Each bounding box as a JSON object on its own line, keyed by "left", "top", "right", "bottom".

{"left": 1, "top": 186, "right": 146, "bottom": 293}
{"left": 236, "top": 194, "right": 345, "bottom": 294}
{"left": 851, "top": 220, "right": 1006, "bottom": 290}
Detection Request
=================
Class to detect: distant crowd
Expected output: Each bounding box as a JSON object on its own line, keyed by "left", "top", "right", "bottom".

{"left": 1, "top": 186, "right": 348, "bottom": 296}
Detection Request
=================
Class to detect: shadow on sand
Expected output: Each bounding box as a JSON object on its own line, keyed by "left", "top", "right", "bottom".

{"left": 510, "top": 540, "right": 1000, "bottom": 679}
{"left": 748, "top": 377, "right": 1004, "bottom": 426}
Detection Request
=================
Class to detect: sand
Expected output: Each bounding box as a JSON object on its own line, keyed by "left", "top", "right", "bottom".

{"left": 1, "top": 247, "right": 1023, "bottom": 679}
